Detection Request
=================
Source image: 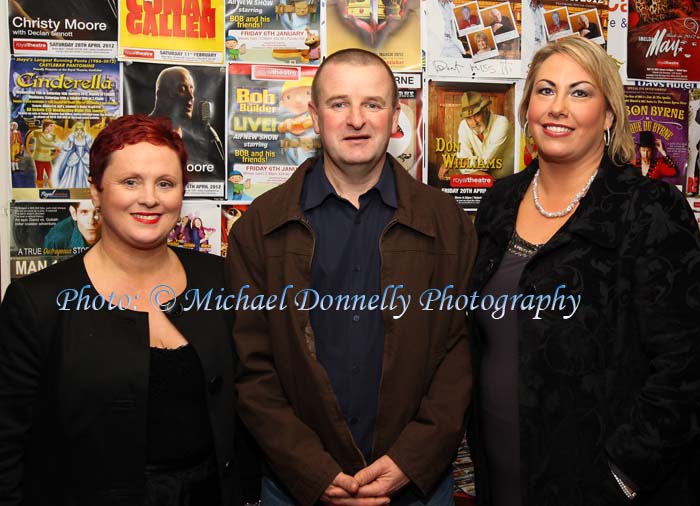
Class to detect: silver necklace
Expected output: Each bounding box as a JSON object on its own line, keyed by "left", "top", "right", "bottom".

{"left": 532, "top": 169, "right": 597, "bottom": 218}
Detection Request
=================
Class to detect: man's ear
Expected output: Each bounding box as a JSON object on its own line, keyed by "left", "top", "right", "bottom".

{"left": 69, "top": 205, "right": 78, "bottom": 222}
{"left": 309, "top": 100, "right": 321, "bottom": 135}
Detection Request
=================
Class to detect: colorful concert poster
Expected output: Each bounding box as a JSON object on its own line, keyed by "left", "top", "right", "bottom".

{"left": 326, "top": 0, "right": 421, "bottom": 71}
{"left": 123, "top": 62, "right": 226, "bottom": 198}
{"left": 225, "top": 0, "right": 321, "bottom": 65}
{"left": 118, "top": 0, "right": 225, "bottom": 65}
{"left": 424, "top": 0, "right": 523, "bottom": 78}
{"left": 624, "top": 84, "right": 689, "bottom": 192}
{"left": 227, "top": 63, "right": 318, "bottom": 202}
{"left": 427, "top": 80, "right": 516, "bottom": 210}
{"left": 167, "top": 201, "right": 222, "bottom": 256}
{"left": 626, "top": 1, "right": 700, "bottom": 82}
{"left": 390, "top": 73, "right": 423, "bottom": 181}
{"left": 9, "top": 200, "right": 99, "bottom": 280}
{"left": 9, "top": 56, "right": 120, "bottom": 200}
{"left": 8, "top": 0, "right": 118, "bottom": 57}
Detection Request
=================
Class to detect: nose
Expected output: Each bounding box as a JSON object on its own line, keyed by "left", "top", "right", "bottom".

{"left": 139, "top": 184, "right": 159, "bottom": 207}
{"left": 346, "top": 105, "right": 366, "bottom": 129}
{"left": 548, "top": 92, "right": 568, "bottom": 118}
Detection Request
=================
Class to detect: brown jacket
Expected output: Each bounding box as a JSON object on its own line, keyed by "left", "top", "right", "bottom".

{"left": 227, "top": 156, "right": 476, "bottom": 505}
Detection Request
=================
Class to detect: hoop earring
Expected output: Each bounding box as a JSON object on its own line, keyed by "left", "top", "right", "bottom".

{"left": 603, "top": 128, "right": 610, "bottom": 146}
{"left": 523, "top": 120, "right": 529, "bottom": 135}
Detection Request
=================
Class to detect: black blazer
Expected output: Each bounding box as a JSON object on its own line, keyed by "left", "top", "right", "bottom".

{"left": 469, "top": 156, "right": 700, "bottom": 505}
{"left": 0, "top": 248, "right": 238, "bottom": 506}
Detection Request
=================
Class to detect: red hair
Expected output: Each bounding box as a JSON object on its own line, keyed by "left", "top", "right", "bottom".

{"left": 89, "top": 114, "right": 188, "bottom": 190}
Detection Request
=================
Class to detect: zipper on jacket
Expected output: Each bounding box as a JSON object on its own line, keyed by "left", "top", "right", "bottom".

{"left": 369, "top": 217, "right": 398, "bottom": 461}
{"left": 299, "top": 215, "right": 367, "bottom": 466}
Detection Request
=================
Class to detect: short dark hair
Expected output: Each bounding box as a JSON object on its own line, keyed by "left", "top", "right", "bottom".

{"left": 311, "top": 49, "right": 398, "bottom": 106}
{"left": 89, "top": 114, "right": 188, "bottom": 190}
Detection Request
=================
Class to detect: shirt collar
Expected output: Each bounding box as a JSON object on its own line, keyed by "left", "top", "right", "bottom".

{"left": 301, "top": 156, "right": 398, "bottom": 211}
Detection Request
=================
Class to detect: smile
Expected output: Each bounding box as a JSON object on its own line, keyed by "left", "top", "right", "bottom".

{"left": 132, "top": 213, "right": 161, "bottom": 224}
{"left": 544, "top": 125, "right": 573, "bottom": 133}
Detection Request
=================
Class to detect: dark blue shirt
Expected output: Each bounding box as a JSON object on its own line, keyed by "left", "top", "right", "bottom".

{"left": 301, "top": 157, "right": 397, "bottom": 462}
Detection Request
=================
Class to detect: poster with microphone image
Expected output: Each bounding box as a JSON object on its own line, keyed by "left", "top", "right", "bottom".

{"left": 122, "top": 62, "right": 227, "bottom": 198}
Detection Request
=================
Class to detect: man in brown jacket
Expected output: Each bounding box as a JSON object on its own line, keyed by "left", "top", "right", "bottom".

{"left": 227, "top": 49, "right": 476, "bottom": 506}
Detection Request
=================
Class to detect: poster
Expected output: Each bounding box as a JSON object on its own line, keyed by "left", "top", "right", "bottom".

{"left": 688, "top": 88, "right": 700, "bottom": 195}
{"left": 220, "top": 204, "right": 248, "bottom": 257}
{"left": 535, "top": 0, "right": 608, "bottom": 47}
{"left": 118, "top": 0, "right": 225, "bottom": 65}
{"left": 167, "top": 201, "right": 222, "bottom": 255}
{"left": 123, "top": 62, "right": 227, "bottom": 198}
{"left": 427, "top": 80, "right": 516, "bottom": 210}
{"left": 227, "top": 63, "right": 318, "bottom": 202}
{"left": 624, "top": 84, "right": 688, "bottom": 192}
{"left": 8, "top": 0, "right": 118, "bottom": 57}
{"left": 225, "top": 0, "right": 321, "bottom": 64}
{"left": 9, "top": 200, "right": 99, "bottom": 280}
{"left": 626, "top": 1, "right": 700, "bottom": 82}
{"left": 326, "top": 0, "right": 421, "bottom": 71}
{"left": 424, "top": 0, "right": 523, "bottom": 78}
{"left": 9, "top": 56, "right": 120, "bottom": 200}
{"left": 390, "top": 73, "right": 423, "bottom": 181}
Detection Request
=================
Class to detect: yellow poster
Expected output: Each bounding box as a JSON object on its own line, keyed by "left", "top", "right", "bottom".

{"left": 325, "top": 0, "right": 421, "bottom": 71}
{"left": 119, "top": 0, "right": 224, "bottom": 65}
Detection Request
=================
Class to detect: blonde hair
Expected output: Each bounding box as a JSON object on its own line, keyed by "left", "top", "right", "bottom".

{"left": 518, "top": 37, "right": 634, "bottom": 165}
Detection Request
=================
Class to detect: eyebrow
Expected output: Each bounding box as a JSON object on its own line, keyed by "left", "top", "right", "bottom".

{"left": 536, "top": 79, "right": 594, "bottom": 87}
{"left": 324, "top": 95, "right": 388, "bottom": 105}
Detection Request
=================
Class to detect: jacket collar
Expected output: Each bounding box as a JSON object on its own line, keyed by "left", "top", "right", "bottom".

{"left": 481, "top": 154, "right": 636, "bottom": 251}
{"left": 259, "top": 155, "right": 437, "bottom": 238}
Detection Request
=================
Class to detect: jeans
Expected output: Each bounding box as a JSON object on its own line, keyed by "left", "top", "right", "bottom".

{"left": 261, "top": 471, "right": 454, "bottom": 506}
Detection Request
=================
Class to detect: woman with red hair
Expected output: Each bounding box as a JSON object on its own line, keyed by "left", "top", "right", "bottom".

{"left": 0, "top": 115, "right": 247, "bottom": 506}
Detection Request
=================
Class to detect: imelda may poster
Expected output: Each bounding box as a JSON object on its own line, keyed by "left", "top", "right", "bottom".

{"left": 624, "top": 84, "right": 689, "bottom": 192}
{"left": 9, "top": 56, "right": 120, "bottom": 200}
{"left": 427, "top": 80, "right": 516, "bottom": 210}
{"left": 8, "top": 0, "right": 118, "bottom": 57}
{"left": 118, "top": 0, "right": 225, "bottom": 65}
{"left": 227, "top": 63, "right": 318, "bottom": 202}
{"left": 626, "top": 1, "right": 700, "bottom": 82}
{"left": 224, "top": 0, "right": 321, "bottom": 65}
{"left": 10, "top": 200, "right": 99, "bottom": 280}
{"left": 123, "top": 62, "right": 226, "bottom": 198}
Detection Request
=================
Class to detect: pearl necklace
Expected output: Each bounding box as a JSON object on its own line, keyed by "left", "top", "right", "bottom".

{"left": 532, "top": 169, "right": 597, "bottom": 218}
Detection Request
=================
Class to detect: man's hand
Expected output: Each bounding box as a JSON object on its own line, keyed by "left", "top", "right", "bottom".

{"left": 354, "top": 455, "right": 410, "bottom": 498}
{"left": 320, "top": 472, "right": 390, "bottom": 506}
{"left": 438, "top": 164, "right": 450, "bottom": 181}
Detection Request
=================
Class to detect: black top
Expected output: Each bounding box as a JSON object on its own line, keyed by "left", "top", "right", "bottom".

{"left": 474, "top": 232, "right": 541, "bottom": 506}
{"left": 300, "top": 157, "right": 397, "bottom": 462}
{"left": 146, "top": 344, "right": 215, "bottom": 466}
